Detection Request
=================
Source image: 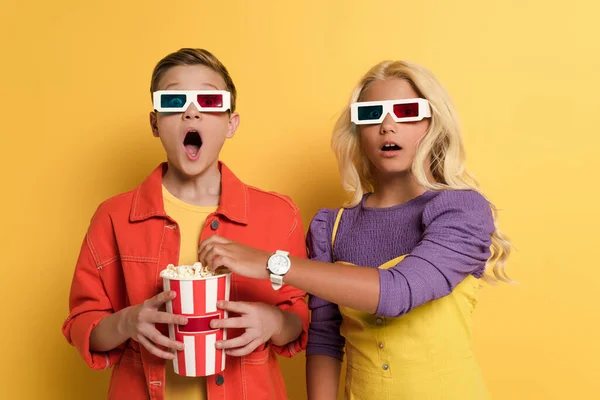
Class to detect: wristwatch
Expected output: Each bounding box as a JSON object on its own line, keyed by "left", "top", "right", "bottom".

{"left": 266, "top": 250, "right": 291, "bottom": 290}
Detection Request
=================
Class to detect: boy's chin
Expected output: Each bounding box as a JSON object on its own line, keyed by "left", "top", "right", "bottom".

{"left": 168, "top": 157, "right": 217, "bottom": 179}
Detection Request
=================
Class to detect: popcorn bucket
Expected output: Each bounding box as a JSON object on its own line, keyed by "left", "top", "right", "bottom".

{"left": 163, "top": 271, "right": 231, "bottom": 376}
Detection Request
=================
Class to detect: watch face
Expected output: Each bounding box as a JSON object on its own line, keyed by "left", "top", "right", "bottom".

{"left": 269, "top": 254, "right": 290, "bottom": 275}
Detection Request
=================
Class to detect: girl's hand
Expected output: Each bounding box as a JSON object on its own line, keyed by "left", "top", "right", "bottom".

{"left": 198, "top": 235, "right": 270, "bottom": 280}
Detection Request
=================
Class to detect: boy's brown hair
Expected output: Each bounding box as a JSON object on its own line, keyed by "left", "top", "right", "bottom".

{"left": 150, "top": 48, "right": 237, "bottom": 112}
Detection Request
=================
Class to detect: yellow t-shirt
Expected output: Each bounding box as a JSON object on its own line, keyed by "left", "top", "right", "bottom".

{"left": 162, "top": 186, "right": 218, "bottom": 400}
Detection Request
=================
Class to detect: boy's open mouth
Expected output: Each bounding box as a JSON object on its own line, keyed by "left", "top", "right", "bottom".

{"left": 184, "top": 130, "right": 202, "bottom": 157}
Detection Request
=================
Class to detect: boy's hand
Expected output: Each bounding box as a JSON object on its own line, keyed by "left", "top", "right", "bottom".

{"left": 209, "top": 301, "right": 284, "bottom": 357}
{"left": 120, "top": 290, "right": 188, "bottom": 360}
{"left": 197, "top": 235, "right": 270, "bottom": 279}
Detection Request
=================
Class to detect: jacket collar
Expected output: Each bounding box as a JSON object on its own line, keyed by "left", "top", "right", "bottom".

{"left": 130, "top": 161, "right": 248, "bottom": 225}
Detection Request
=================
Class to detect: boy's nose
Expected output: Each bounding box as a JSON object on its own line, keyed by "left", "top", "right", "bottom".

{"left": 183, "top": 104, "right": 201, "bottom": 120}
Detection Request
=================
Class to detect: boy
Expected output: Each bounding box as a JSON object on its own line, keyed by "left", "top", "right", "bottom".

{"left": 62, "top": 48, "right": 308, "bottom": 400}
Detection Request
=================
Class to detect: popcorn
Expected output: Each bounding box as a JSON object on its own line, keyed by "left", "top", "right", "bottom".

{"left": 159, "top": 262, "right": 217, "bottom": 279}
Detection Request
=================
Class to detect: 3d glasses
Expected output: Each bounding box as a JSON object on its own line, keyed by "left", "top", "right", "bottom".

{"left": 153, "top": 90, "right": 231, "bottom": 113}
{"left": 350, "top": 98, "right": 431, "bottom": 125}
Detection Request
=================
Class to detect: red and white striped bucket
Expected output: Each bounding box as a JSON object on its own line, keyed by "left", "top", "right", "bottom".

{"left": 163, "top": 272, "right": 231, "bottom": 376}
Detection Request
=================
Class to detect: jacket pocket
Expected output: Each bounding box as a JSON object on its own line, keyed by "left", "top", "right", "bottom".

{"left": 108, "top": 347, "right": 149, "bottom": 400}
{"left": 240, "top": 345, "right": 284, "bottom": 399}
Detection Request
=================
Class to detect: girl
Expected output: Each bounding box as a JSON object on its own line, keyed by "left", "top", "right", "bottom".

{"left": 198, "top": 60, "right": 512, "bottom": 399}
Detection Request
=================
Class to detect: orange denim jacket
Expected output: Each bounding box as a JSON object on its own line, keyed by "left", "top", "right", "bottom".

{"left": 62, "top": 162, "right": 309, "bottom": 400}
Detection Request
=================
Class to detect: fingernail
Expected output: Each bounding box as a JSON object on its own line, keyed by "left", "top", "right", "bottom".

{"left": 180, "top": 317, "right": 188, "bottom": 325}
{"left": 217, "top": 301, "right": 224, "bottom": 307}
{"left": 215, "top": 342, "right": 222, "bottom": 349}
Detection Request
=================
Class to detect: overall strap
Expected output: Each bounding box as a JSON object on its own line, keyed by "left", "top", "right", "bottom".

{"left": 331, "top": 208, "right": 344, "bottom": 260}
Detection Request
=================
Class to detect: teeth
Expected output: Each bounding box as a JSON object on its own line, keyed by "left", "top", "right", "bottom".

{"left": 382, "top": 143, "right": 401, "bottom": 151}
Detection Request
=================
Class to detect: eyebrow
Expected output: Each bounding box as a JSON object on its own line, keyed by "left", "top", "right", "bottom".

{"left": 164, "top": 82, "right": 220, "bottom": 90}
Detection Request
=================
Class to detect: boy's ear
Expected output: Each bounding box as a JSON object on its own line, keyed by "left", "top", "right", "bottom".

{"left": 226, "top": 112, "right": 240, "bottom": 139}
{"left": 150, "top": 111, "right": 159, "bottom": 137}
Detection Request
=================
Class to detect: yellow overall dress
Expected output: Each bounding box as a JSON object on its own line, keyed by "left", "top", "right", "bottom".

{"left": 331, "top": 209, "right": 490, "bottom": 400}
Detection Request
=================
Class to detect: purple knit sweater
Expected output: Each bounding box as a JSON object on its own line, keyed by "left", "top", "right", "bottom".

{"left": 305, "top": 189, "right": 494, "bottom": 361}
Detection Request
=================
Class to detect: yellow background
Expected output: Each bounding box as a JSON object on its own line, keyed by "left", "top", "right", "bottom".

{"left": 1, "top": 0, "right": 598, "bottom": 399}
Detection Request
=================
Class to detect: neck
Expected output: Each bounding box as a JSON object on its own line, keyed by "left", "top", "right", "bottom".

{"left": 366, "top": 171, "right": 427, "bottom": 208}
{"left": 162, "top": 161, "right": 221, "bottom": 206}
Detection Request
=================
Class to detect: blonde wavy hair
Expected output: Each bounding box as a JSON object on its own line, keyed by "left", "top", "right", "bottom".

{"left": 331, "top": 60, "right": 512, "bottom": 283}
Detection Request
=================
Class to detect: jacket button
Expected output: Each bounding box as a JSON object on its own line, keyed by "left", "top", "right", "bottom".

{"left": 210, "top": 220, "right": 220, "bottom": 230}
{"left": 375, "top": 317, "right": 383, "bottom": 326}
{"left": 216, "top": 375, "right": 224, "bottom": 386}
{"left": 382, "top": 364, "right": 389, "bottom": 370}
